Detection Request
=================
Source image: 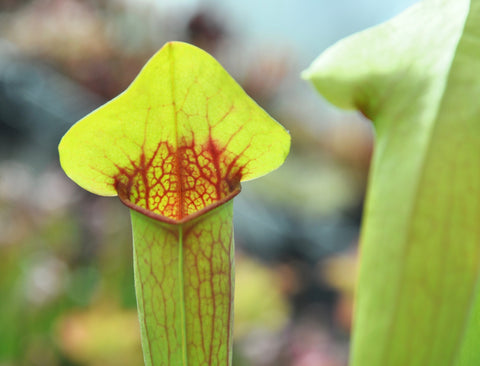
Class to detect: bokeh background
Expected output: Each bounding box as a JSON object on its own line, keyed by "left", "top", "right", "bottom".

{"left": 0, "top": 0, "right": 416, "bottom": 365}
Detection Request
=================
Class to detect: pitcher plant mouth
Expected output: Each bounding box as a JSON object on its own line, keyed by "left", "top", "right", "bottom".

{"left": 117, "top": 181, "right": 241, "bottom": 225}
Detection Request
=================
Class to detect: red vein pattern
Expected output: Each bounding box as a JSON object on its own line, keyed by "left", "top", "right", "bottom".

{"left": 59, "top": 42, "right": 289, "bottom": 366}
{"left": 115, "top": 135, "right": 243, "bottom": 221}
{"left": 131, "top": 200, "right": 234, "bottom": 366}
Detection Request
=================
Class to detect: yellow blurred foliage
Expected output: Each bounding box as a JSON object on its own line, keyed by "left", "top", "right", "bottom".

{"left": 234, "top": 253, "right": 291, "bottom": 339}
{"left": 56, "top": 304, "right": 143, "bottom": 366}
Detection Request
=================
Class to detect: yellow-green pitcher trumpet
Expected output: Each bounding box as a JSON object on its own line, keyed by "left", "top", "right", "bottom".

{"left": 59, "top": 42, "right": 290, "bottom": 366}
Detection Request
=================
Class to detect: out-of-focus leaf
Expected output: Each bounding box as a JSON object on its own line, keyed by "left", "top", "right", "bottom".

{"left": 304, "top": 0, "right": 480, "bottom": 365}
{"left": 57, "top": 306, "right": 143, "bottom": 366}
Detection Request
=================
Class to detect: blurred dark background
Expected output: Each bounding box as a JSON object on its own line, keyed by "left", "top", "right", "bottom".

{"left": 0, "top": 0, "right": 416, "bottom": 365}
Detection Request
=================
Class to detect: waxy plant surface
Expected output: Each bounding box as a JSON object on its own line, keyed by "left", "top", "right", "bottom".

{"left": 59, "top": 42, "right": 290, "bottom": 365}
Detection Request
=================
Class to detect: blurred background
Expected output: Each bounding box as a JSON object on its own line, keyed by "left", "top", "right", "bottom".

{"left": 0, "top": 0, "right": 416, "bottom": 365}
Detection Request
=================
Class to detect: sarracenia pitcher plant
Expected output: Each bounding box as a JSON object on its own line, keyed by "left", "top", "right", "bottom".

{"left": 59, "top": 41, "right": 290, "bottom": 365}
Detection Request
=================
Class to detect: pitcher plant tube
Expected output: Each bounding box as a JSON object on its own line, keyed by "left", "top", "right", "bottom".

{"left": 58, "top": 41, "right": 290, "bottom": 366}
